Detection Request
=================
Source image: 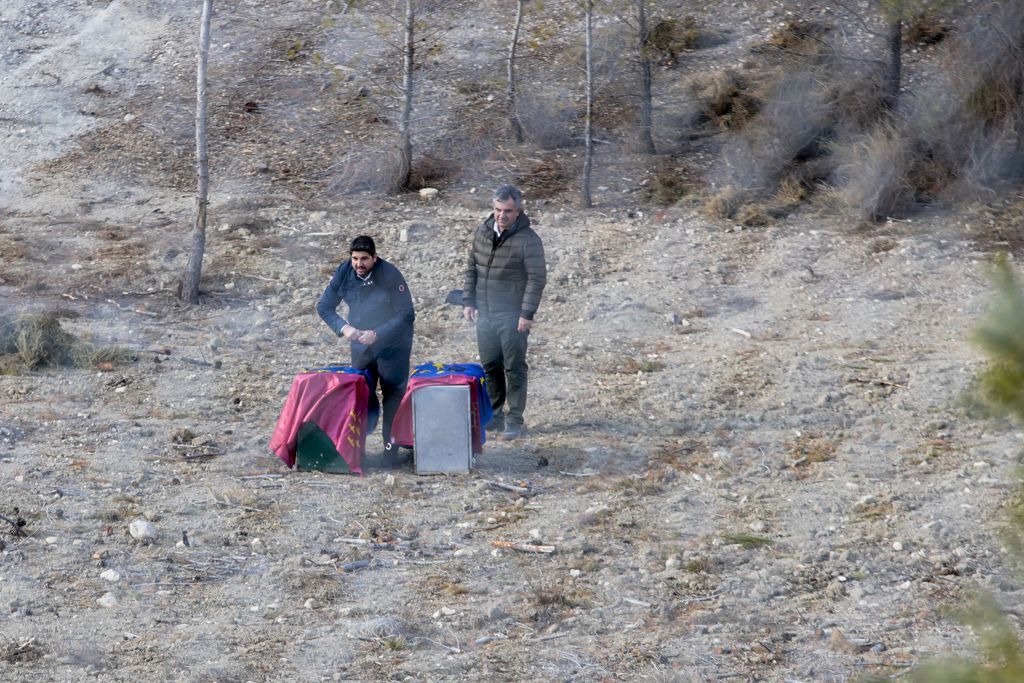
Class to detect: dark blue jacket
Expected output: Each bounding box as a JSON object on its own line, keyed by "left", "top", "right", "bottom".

{"left": 317, "top": 258, "right": 415, "bottom": 350}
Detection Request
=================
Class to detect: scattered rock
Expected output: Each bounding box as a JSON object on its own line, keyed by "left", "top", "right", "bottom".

{"left": 128, "top": 519, "right": 157, "bottom": 541}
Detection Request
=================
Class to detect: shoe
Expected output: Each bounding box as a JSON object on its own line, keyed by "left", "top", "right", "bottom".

{"left": 502, "top": 423, "right": 524, "bottom": 440}
{"left": 371, "top": 443, "right": 412, "bottom": 469}
{"left": 487, "top": 414, "right": 506, "bottom": 433}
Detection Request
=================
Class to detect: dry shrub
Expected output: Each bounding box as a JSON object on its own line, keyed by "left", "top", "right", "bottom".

{"left": 762, "top": 18, "right": 832, "bottom": 52}
{"left": 514, "top": 154, "right": 570, "bottom": 199}
{"left": 689, "top": 70, "right": 761, "bottom": 131}
{"left": 516, "top": 91, "right": 578, "bottom": 150}
{"left": 702, "top": 186, "right": 748, "bottom": 220}
{"left": 717, "top": 71, "right": 833, "bottom": 195}
{"left": 645, "top": 158, "right": 701, "bottom": 205}
{"left": 832, "top": 121, "right": 914, "bottom": 221}
{"left": 646, "top": 17, "right": 705, "bottom": 66}
{"left": 408, "top": 153, "right": 458, "bottom": 191}
{"left": 904, "top": 13, "right": 949, "bottom": 47}
{"left": 0, "top": 314, "right": 133, "bottom": 372}
{"left": 832, "top": 3, "right": 1024, "bottom": 220}
{"left": 735, "top": 203, "right": 772, "bottom": 227}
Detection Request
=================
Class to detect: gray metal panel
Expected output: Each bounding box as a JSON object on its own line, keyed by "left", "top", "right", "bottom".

{"left": 412, "top": 384, "right": 472, "bottom": 475}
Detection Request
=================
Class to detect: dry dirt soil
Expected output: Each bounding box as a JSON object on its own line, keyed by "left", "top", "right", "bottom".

{"left": 2, "top": 1, "right": 1024, "bottom": 682}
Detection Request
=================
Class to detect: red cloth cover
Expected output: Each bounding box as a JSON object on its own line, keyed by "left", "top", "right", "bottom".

{"left": 269, "top": 371, "right": 370, "bottom": 475}
{"left": 390, "top": 374, "right": 488, "bottom": 454}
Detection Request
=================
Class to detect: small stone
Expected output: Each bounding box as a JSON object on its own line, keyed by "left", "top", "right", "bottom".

{"left": 749, "top": 520, "right": 766, "bottom": 533}
{"left": 129, "top": 519, "right": 157, "bottom": 541}
{"left": 100, "top": 569, "right": 121, "bottom": 583}
{"left": 97, "top": 592, "right": 120, "bottom": 608}
{"left": 528, "top": 528, "right": 544, "bottom": 542}
{"left": 419, "top": 188, "right": 439, "bottom": 200}
{"left": 45, "top": 536, "right": 58, "bottom": 544}
{"left": 304, "top": 598, "right": 319, "bottom": 610}
{"left": 665, "top": 555, "right": 681, "bottom": 571}
{"left": 453, "top": 547, "right": 477, "bottom": 557}
{"left": 251, "top": 538, "right": 266, "bottom": 553}
{"left": 385, "top": 474, "right": 396, "bottom": 486}
{"left": 892, "top": 541, "right": 903, "bottom": 551}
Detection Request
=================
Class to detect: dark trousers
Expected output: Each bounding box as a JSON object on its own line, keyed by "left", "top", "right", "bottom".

{"left": 351, "top": 342, "right": 411, "bottom": 447}
{"left": 477, "top": 313, "right": 530, "bottom": 427}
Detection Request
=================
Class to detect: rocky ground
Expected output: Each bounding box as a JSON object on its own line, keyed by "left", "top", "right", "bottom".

{"left": 3, "top": 1, "right": 1024, "bottom": 682}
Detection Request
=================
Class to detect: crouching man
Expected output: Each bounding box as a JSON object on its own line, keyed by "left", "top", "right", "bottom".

{"left": 318, "top": 235, "right": 415, "bottom": 464}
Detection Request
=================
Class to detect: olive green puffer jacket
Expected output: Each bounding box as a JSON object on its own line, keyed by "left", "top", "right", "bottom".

{"left": 462, "top": 212, "right": 547, "bottom": 320}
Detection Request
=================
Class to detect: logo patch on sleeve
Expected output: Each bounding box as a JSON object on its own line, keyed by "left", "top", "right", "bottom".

{"left": 399, "top": 285, "right": 406, "bottom": 292}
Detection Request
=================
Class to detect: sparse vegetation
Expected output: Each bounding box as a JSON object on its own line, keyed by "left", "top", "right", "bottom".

{"left": 0, "top": 314, "right": 133, "bottom": 373}
{"left": 721, "top": 533, "right": 773, "bottom": 549}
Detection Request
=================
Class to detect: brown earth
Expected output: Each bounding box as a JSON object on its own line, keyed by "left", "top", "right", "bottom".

{"left": 2, "top": 1, "right": 1022, "bottom": 682}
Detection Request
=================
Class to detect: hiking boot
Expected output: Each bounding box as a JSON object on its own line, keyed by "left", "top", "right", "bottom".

{"left": 487, "top": 413, "right": 505, "bottom": 433}
{"left": 502, "top": 423, "right": 524, "bottom": 440}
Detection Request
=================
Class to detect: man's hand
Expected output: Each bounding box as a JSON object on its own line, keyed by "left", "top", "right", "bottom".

{"left": 341, "top": 324, "right": 358, "bottom": 340}
{"left": 357, "top": 329, "right": 377, "bottom": 345}
{"left": 517, "top": 317, "right": 533, "bottom": 333}
{"left": 463, "top": 306, "right": 478, "bottom": 322}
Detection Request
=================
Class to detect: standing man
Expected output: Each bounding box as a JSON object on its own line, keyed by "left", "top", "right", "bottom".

{"left": 463, "top": 185, "right": 547, "bottom": 440}
{"left": 318, "top": 235, "right": 415, "bottom": 461}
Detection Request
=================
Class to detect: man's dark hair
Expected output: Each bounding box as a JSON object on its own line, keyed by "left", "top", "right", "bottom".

{"left": 350, "top": 235, "right": 376, "bottom": 256}
{"left": 492, "top": 185, "right": 523, "bottom": 209}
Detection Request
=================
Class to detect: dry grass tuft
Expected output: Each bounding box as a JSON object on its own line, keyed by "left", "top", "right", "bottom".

{"left": 788, "top": 434, "right": 839, "bottom": 466}
{"left": 0, "top": 313, "right": 134, "bottom": 373}
{"left": 702, "top": 186, "right": 749, "bottom": 220}
{"left": 644, "top": 158, "right": 702, "bottom": 205}
{"left": 904, "top": 13, "right": 949, "bottom": 47}
{"left": 1, "top": 637, "right": 46, "bottom": 664}
{"left": 721, "top": 532, "right": 773, "bottom": 549}
{"left": 408, "top": 153, "right": 459, "bottom": 191}
{"left": 514, "top": 154, "right": 571, "bottom": 199}
{"left": 646, "top": 17, "right": 705, "bottom": 67}
{"left": 762, "top": 19, "right": 831, "bottom": 52}
{"left": 282, "top": 568, "right": 347, "bottom": 605}
{"left": 689, "top": 70, "right": 761, "bottom": 131}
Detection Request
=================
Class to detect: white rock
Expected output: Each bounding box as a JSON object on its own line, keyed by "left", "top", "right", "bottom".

{"left": 129, "top": 519, "right": 157, "bottom": 541}
{"left": 665, "top": 555, "right": 681, "bottom": 571}
{"left": 453, "top": 547, "right": 477, "bottom": 557}
{"left": 100, "top": 569, "right": 121, "bottom": 583}
{"left": 892, "top": 541, "right": 904, "bottom": 551}
{"left": 97, "top": 592, "right": 119, "bottom": 608}
{"left": 528, "top": 528, "right": 544, "bottom": 542}
{"left": 419, "top": 188, "right": 439, "bottom": 200}
{"left": 45, "top": 536, "right": 57, "bottom": 544}
{"left": 304, "top": 598, "right": 318, "bottom": 610}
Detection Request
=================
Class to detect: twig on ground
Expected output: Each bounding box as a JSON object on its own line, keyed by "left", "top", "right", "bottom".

{"left": 0, "top": 514, "right": 27, "bottom": 537}
{"left": 491, "top": 540, "right": 555, "bottom": 554}
{"left": 481, "top": 479, "right": 532, "bottom": 495}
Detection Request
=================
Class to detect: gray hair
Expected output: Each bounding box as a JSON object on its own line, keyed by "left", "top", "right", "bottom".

{"left": 492, "top": 185, "right": 523, "bottom": 209}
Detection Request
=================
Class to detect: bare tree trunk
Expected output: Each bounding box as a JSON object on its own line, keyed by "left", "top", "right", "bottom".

{"left": 636, "top": 0, "right": 655, "bottom": 154}
{"left": 581, "top": 0, "right": 594, "bottom": 208}
{"left": 182, "top": 0, "right": 212, "bottom": 305}
{"left": 393, "top": 0, "right": 414, "bottom": 193}
{"left": 507, "top": 0, "right": 525, "bottom": 143}
{"left": 883, "top": 0, "right": 903, "bottom": 110}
